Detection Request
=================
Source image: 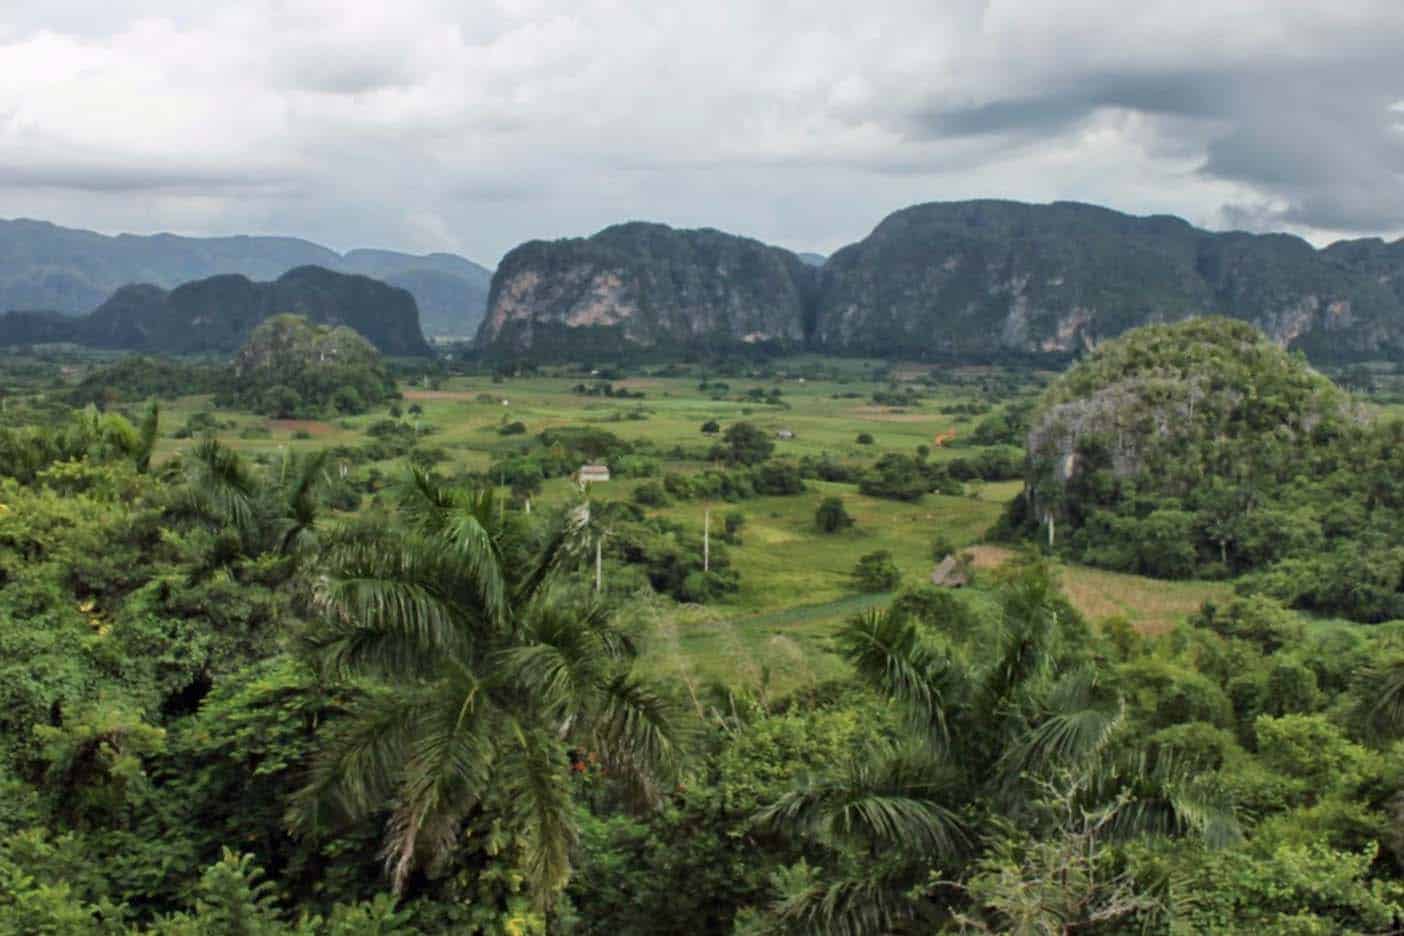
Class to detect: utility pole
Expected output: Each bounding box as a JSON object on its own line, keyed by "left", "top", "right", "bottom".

{"left": 595, "top": 536, "right": 603, "bottom": 592}
{"left": 703, "top": 507, "right": 711, "bottom": 572}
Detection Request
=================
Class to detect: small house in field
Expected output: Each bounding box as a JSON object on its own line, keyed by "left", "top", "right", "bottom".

{"left": 931, "top": 554, "right": 971, "bottom": 588}
{"left": 776, "top": 428, "right": 795, "bottom": 440}
{"left": 578, "top": 464, "right": 611, "bottom": 485}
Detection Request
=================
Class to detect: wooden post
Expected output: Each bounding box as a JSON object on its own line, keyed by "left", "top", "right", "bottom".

{"left": 703, "top": 508, "right": 711, "bottom": 573}
{"left": 595, "top": 536, "right": 603, "bottom": 593}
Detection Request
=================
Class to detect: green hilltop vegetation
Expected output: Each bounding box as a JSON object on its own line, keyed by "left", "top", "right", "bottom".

{"left": 6, "top": 323, "right": 1404, "bottom": 933}
{"left": 1006, "top": 317, "right": 1404, "bottom": 621}
{"left": 217, "top": 314, "right": 396, "bottom": 418}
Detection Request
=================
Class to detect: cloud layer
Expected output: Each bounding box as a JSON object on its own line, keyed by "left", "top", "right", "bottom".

{"left": 3, "top": 0, "right": 1402, "bottom": 263}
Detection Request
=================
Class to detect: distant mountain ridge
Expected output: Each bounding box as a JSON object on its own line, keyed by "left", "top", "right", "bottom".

{"left": 0, "top": 266, "right": 431, "bottom": 357}
{"left": 0, "top": 218, "right": 491, "bottom": 337}
{"left": 477, "top": 200, "right": 1404, "bottom": 362}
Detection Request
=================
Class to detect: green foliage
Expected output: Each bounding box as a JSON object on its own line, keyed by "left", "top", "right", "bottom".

{"left": 815, "top": 496, "right": 854, "bottom": 534}
{"left": 850, "top": 550, "right": 900, "bottom": 592}
{"left": 719, "top": 421, "right": 775, "bottom": 465}
{"left": 217, "top": 315, "right": 395, "bottom": 418}
{"left": 1015, "top": 317, "right": 1404, "bottom": 621}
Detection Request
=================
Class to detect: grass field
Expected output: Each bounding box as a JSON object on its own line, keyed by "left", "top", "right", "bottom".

{"left": 109, "top": 363, "right": 1223, "bottom": 693}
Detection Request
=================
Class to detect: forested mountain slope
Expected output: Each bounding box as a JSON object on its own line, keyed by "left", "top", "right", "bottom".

{"left": 0, "top": 217, "right": 491, "bottom": 336}
{"left": 0, "top": 266, "right": 432, "bottom": 356}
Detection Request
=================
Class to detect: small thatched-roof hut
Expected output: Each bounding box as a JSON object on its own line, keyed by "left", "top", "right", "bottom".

{"left": 931, "top": 554, "right": 971, "bottom": 588}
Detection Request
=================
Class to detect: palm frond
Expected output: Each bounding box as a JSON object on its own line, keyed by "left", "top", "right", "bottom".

{"left": 999, "top": 667, "right": 1125, "bottom": 784}
{"left": 1098, "top": 751, "right": 1242, "bottom": 848}
{"left": 442, "top": 507, "right": 508, "bottom": 627}
{"left": 290, "top": 688, "right": 431, "bottom": 834}
{"left": 501, "top": 725, "right": 578, "bottom": 906}
{"left": 591, "top": 673, "right": 688, "bottom": 805}
{"left": 312, "top": 575, "right": 467, "bottom": 677}
{"left": 383, "top": 673, "right": 497, "bottom": 892}
{"left": 760, "top": 743, "right": 965, "bottom": 860}
{"left": 836, "top": 608, "right": 956, "bottom": 748}
{"left": 770, "top": 862, "right": 922, "bottom": 936}
{"left": 1356, "top": 656, "right": 1404, "bottom": 742}
{"left": 186, "top": 437, "right": 258, "bottom": 533}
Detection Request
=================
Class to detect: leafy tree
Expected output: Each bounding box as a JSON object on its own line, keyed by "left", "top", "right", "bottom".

{"left": 719, "top": 422, "right": 774, "bottom": 466}
{"left": 851, "top": 551, "right": 900, "bottom": 592}
{"left": 815, "top": 497, "right": 854, "bottom": 534}
{"left": 855, "top": 432, "right": 874, "bottom": 445}
{"left": 701, "top": 420, "right": 720, "bottom": 435}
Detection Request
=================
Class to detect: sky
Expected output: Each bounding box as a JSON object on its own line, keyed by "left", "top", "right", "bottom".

{"left": 2, "top": 0, "right": 1402, "bottom": 266}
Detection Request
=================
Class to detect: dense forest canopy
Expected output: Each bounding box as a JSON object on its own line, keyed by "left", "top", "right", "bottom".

{"left": 4, "top": 335, "right": 1404, "bottom": 934}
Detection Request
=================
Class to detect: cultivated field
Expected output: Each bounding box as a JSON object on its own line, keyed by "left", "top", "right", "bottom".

{"left": 128, "top": 361, "right": 1230, "bottom": 691}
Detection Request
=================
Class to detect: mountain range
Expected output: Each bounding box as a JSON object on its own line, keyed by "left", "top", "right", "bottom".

{"left": 0, "top": 218, "right": 491, "bottom": 337}
{"left": 7, "top": 200, "right": 1404, "bottom": 363}
{"left": 478, "top": 200, "right": 1404, "bottom": 362}
{"left": 1, "top": 267, "right": 431, "bottom": 357}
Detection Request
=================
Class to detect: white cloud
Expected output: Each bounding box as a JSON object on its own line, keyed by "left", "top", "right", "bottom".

{"left": 1, "top": 0, "right": 1402, "bottom": 262}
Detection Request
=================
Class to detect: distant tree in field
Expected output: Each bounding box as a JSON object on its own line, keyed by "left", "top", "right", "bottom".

{"left": 856, "top": 432, "right": 875, "bottom": 445}
{"left": 720, "top": 422, "right": 774, "bottom": 465}
{"left": 389, "top": 402, "right": 403, "bottom": 418}
{"left": 633, "top": 481, "right": 670, "bottom": 507}
{"left": 701, "top": 420, "right": 720, "bottom": 435}
{"left": 852, "top": 550, "right": 901, "bottom": 592}
{"left": 723, "top": 510, "right": 746, "bottom": 544}
{"left": 407, "top": 403, "right": 423, "bottom": 416}
{"left": 815, "top": 497, "right": 854, "bottom": 534}
{"left": 859, "top": 453, "right": 928, "bottom": 502}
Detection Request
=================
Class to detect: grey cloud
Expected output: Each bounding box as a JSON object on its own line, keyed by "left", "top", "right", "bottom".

{"left": 0, "top": 163, "right": 292, "bottom": 194}
{"left": 4, "top": 1, "right": 1404, "bottom": 263}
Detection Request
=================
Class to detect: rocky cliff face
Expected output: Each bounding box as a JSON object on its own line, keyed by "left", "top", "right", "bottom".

{"left": 72, "top": 266, "right": 431, "bottom": 356}
{"left": 817, "top": 201, "right": 1404, "bottom": 361}
{"left": 477, "top": 201, "right": 1404, "bottom": 362}
{"left": 476, "top": 223, "right": 816, "bottom": 353}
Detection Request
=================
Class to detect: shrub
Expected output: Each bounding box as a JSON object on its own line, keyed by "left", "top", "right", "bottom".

{"left": 856, "top": 432, "right": 875, "bottom": 445}
{"left": 632, "top": 482, "right": 670, "bottom": 508}
{"left": 815, "top": 497, "right": 854, "bottom": 534}
{"left": 852, "top": 550, "right": 901, "bottom": 592}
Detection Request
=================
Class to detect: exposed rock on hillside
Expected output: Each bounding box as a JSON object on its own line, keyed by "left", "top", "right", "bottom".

{"left": 817, "top": 200, "right": 1404, "bottom": 361}
{"left": 1021, "top": 317, "right": 1352, "bottom": 522}
{"left": 476, "top": 223, "right": 816, "bottom": 353}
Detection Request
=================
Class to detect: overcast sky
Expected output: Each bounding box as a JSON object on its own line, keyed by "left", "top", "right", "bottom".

{"left": 2, "top": 1, "right": 1402, "bottom": 265}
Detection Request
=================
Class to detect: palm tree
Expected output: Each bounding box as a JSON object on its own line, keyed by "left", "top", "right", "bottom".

{"left": 266, "top": 448, "right": 331, "bottom": 558}
{"left": 292, "top": 468, "right": 686, "bottom": 903}
{"left": 758, "top": 558, "right": 1238, "bottom": 934}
